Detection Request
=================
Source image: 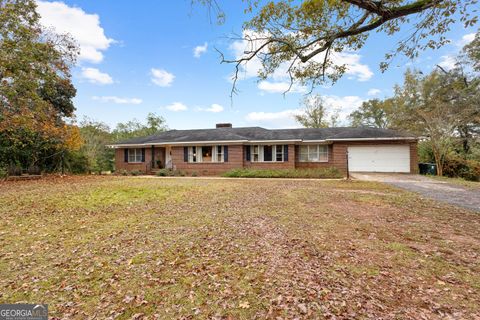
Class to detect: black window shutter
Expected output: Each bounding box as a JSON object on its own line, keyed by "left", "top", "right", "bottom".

{"left": 224, "top": 146, "right": 229, "bottom": 162}
{"left": 284, "top": 145, "right": 289, "bottom": 161}
{"left": 141, "top": 148, "right": 145, "bottom": 162}
{"left": 245, "top": 146, "right": 251, "bottom": 161}
{"left": 124, "top": 149, "right": 128, "bottom": 162}
{"left": 183, "top": 147, "right": 188, "bottom": 162}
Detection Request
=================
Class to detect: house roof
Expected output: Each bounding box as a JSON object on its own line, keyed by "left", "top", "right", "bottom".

{"left": 109, "top": 126, "right": 416, "bottom": 147}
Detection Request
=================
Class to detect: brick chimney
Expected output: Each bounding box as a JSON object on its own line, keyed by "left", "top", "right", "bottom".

{"left": 216, "top": 123, "right": 232, "bottom": 128}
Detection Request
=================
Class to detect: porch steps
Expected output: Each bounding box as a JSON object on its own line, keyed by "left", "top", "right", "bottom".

{"left": 150, "top": 169, "right": 160, "bottom": 175}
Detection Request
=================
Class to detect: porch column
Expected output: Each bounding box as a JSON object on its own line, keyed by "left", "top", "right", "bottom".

{"left": 151, "top": 145, "right": 155, "bottom": 169}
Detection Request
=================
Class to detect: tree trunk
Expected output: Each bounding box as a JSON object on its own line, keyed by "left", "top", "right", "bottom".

{"left": 432, "top": 147, "right": 443, "bottom": 176}
{"left": 435, "top": 156, "right": 443, "bottom": 176}
{"left": 458, "top": 125, "right": 471, "bottom": 155}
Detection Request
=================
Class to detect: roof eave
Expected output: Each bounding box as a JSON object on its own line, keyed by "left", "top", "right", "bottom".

{"left": 107, "top": 140, "right": 249, "bottom": 148}
{"left": 107, "top": 136, "right": 418, "bottom": 148}
{"left": 247, "top": 139, "right": 302, "bottom": 144}
{"left": 106, "top": 143, "right": 147, "bottom": 148}
{"left": 326, "top": 137, "right": 417, "bottom": 141}
{"left": 162, "top": 140, "right": 249, "bottom": 145}
{"left": 301, "top": 140, "right": 328, "bottom": 143}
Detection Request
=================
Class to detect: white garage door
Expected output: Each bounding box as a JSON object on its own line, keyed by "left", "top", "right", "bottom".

{"left": 348, "top": 145, "right": 410, "bottom": 172}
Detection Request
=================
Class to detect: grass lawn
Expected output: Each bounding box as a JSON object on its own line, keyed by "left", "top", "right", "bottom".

{"left": 1, "top": 176, "right": 479, "bottom": 319}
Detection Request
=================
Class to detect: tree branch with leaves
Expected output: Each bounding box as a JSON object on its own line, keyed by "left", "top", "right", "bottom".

{"left": 203, "top": 0, "right": 478, "bottom": 95}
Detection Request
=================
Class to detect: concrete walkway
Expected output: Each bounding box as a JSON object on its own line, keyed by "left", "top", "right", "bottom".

{"left": 352, "top": 173, "right": 480, "bottom": 212}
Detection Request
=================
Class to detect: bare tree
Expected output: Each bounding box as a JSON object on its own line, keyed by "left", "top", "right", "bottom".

{"left": 295, "top": 95, "right": 333, "bottom": 128}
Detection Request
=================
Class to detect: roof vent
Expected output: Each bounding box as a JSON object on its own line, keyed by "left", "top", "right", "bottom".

{"left": 216, "top": 123, "right": 232, "bottom": 128}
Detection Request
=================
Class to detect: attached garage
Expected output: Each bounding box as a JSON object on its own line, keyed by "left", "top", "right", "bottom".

{"left": 347, "top": 145, "right": 411, "bottom": 173}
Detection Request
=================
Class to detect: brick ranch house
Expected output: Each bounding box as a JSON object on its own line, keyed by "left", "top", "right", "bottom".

{"left": 109, "top": 123, "right": 418, "bottom": 176}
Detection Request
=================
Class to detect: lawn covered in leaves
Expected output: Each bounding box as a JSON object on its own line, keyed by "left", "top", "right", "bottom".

{"left": 0, "top": 176, "right": 479, "bottom": 319}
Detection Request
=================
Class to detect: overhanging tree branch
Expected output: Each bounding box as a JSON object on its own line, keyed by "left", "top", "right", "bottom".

{"left": 215, "top": 0, "right": 474, "bottom": 96}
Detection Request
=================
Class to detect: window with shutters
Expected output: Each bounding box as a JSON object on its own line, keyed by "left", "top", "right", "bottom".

{"left": 188, "top": 146, "right": 224, "bottom": 163}
{"left": 299, "top": 145, "right": 328, "bottom": 162}
{"left": 250, "top": 145, "right": 284, "bottom": 162}
{"left": 128, "top": 148, "right": 143, "bottom": 163}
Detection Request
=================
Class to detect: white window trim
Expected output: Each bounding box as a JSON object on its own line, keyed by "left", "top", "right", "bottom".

{"left": 188, "top": 145, "right": 224, "bottom": 163}
{"left": 214, "top": 145, "right": 224, "bottom": 163}
{"left": 299, "top": 145, "right": 328, "bottom": 162}
{"left": 275, "top": 145, "right": 284, "bottom": 162}
{"left": 128, "top": 148, "right": 143, "bottom": 163}
{"left": 250, "top": 145, "right": 284, "bottom": 162}
{"left": 252, "top": 145, "right": 260, "bottom": 162}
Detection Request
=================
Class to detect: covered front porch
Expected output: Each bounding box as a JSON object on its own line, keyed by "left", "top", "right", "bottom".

{"left": 149, "top": 146, "right": 172, "bottom": 172}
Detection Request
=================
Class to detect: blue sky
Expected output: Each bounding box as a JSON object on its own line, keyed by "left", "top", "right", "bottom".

{"left": 36, "top": 0, "right": 478, "bottom": 130}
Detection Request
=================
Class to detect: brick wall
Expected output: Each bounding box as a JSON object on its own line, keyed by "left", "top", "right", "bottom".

{"left": 332, "top": 144, "right": 348, "bottom": 175}
{"left": 171, "top": 145, "right": 244, "bottom": 175}
{"left": 115, "top": 148, "right": 152, "bottom": 173}
{"left": 409, "top": 141, "right": 419, "bottom": 173}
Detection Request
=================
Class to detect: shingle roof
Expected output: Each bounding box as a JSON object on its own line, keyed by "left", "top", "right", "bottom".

{"left": 110, "top": 126, "right": 415, "bottom": 146}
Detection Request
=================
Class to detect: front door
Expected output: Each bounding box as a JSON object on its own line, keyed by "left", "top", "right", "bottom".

{"left": 152, "top": 147, "right": 166, "bottom": 169}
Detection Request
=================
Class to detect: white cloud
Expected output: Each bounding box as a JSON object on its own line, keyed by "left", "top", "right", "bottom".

{"left": 92, "top": 96, "right": 142, "bottom": 104}
{"left": 436, "top": 33, "right": 476, "bottom": 71}
{"left": 323, "top": 95, "right": 364, "bottom": 123}
{"left": 246, "top": 109, "right": 300, "bottom": 122}
{"left": 438, "top": 55, "right": 457, "bottom": 70}
{"left": 161, "top": 102, "right": 224, "bottom": 113}
{"left": 458, "top": 33, "right": 476, "bottom": 46}
{"left": 163, "top": 102, "right": 188, "bottom": 112}
{"left": 245, "top": 95, "right": 364, "bottom": 127}
{"left": 229, "top": 31, "right": 265, "bottom": 80}
{"left": 36, "top": 1, "right": 114, "bottom": 64}
{"left": 193, "top": 42, "right": 208, "bottom": 58}
{"left": 151, "top": 68, "right": 175, "bottom": 87}
{"left": 229, "top": 29, "right": 373, "bottom": 89}
{"left": 80, "top": 67, "right": 113, "bottom": 85}
{"left": 333, "top": 52, "right": 373, "bottom": 81}
{"left": 257, "top": 81, "right": 307, "bottom": 94}
{"left": 202, "top": 103, "right": 224, "bottom": 113}
{"left": 367, "top": 88, "right": 381, "bottom": 96}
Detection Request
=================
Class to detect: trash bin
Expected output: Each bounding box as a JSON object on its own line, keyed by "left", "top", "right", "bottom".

{"left": 418, "top": 163, "right": 437, "bottom": 175}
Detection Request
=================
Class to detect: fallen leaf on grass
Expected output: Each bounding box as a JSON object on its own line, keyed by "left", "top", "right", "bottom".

{"left": 131, "top": 313, "right": 144, "bottom": 320}
{"left": 298, "top": 303, "right": 308, "bottom": 314}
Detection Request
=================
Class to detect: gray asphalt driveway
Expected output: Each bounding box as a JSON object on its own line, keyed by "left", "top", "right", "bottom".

{"left": 351, "top": 173, "right": 480, "bottom": 212}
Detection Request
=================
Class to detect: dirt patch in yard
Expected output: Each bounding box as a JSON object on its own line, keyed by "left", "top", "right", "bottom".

{"left": 0, "top": 176, "right": 479, "bottom": 319}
